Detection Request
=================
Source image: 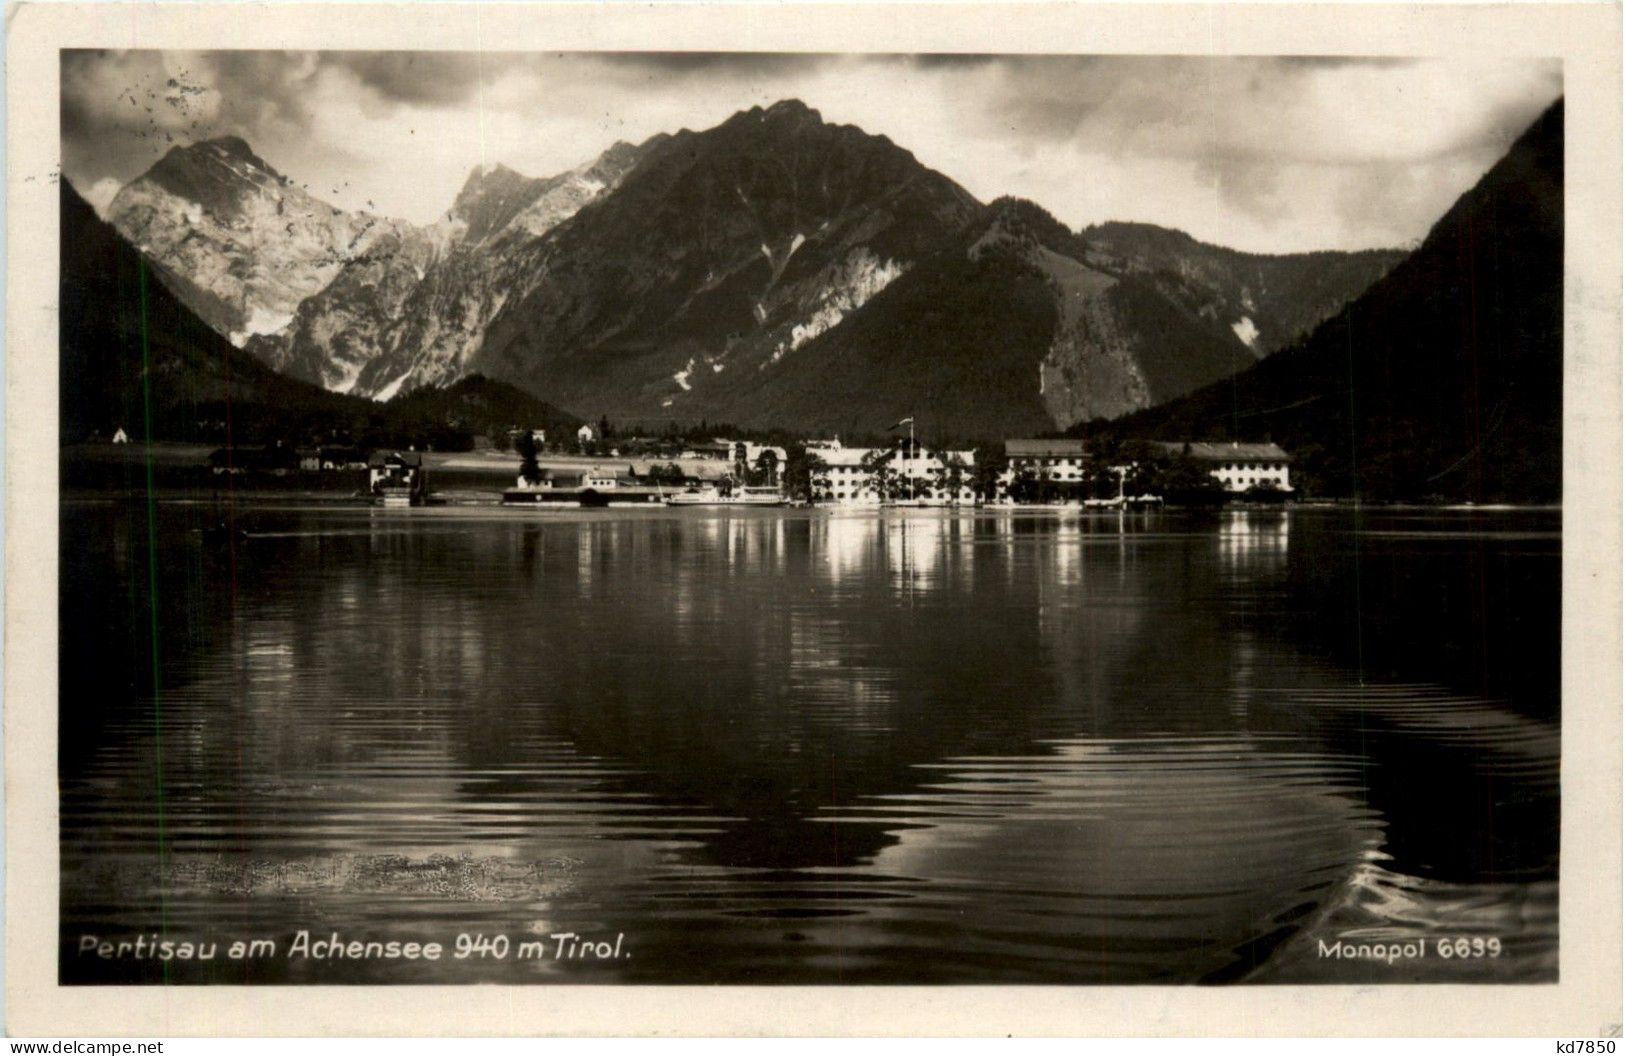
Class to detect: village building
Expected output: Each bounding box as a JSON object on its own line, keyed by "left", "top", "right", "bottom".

{"left": 110, "top": 427, "right": 129, "bottom": 444}
{"left": 298, "top": 446, "right": 366, "bottom": 471}
{"left": 514, "top": 467, "right": 555, "bottom": 490}
{"left": 581, "top": 466, "right": 627, "bottom": 490}
{"left": 503, "top": 427, "right": 550, "bottom": 451}
{"left": 208, "top": 444, "right": 300, "bottom": 476}
{"left": 368, "top": 451, "right": 426, "bottom": 507}
{"left": 730, "top": 440, "right": 789, "bottom": 484}
{"left": 576, "top": 424, "right": 598, "bottom": 446}
{"left": 329, "top": 448, "right": 367, "bottom": 470}
{"left": 679, "top": 440, "right": 733, "bottom": 461}
{"left": 1001, "top": 438, "right": 1089, "bottom": 492}
{"left": 820, "top": 446, "right": 877, "bottom": 504}
{"left": 731, "top": 441, "right": 789, "bottom": 465}
{"left": 1157, "top": 441, "right": 1292, "bottom": 492}
{"left": 818, "top": 442, "right": 977, "bottom": 505}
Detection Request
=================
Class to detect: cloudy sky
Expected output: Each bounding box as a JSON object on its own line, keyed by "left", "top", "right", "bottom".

{"left": 62, "top": 51, "right": 1560, "bottom": 254}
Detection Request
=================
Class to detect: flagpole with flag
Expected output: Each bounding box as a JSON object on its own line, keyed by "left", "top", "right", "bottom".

{"left": 890, "top": 416, "right": 916, "bottom": 501}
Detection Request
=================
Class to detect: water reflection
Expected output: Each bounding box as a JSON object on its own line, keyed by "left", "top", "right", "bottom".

{"left": 59, "top": 505, "right": 1558, "bottom": 983}
{"left": 1218, "top": 509, "right": 1290, "bottom": 569}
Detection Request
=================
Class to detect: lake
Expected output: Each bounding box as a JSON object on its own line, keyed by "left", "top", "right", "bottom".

{"left": 59, "top": 503, "right": 1559, "bottom": 984}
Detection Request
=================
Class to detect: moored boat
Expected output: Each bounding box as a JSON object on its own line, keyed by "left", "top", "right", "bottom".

{"left": 664, "top": 485, "right": 786, "bottom": 507}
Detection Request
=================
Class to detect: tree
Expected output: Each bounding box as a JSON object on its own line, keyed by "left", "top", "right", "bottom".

{"left": 806, "top": 452, "right": 830, "bottom": 503}
{"left": 1087, "top": 464, "right": 1124, "bottom": 501}
{"left": 645, "top": 462, "right": 686, "bottom": 485}
{"left": 753, "top": 448, "right": 781, "bottom": 488}
{"left": 1158, "top": 454, "right": 1228, "bottom": 506}
{"left": 860, "top": 446, "right": 900, "bottom": 501}
{"left": 971, "top": 445, "right": 1006, "bottom": 503}
{"left": 783, "top": 446, "right": 829, "bottom": 504}
{"left": 1006, "top": 466, "right": 1040, "bottom": 504}
{"left": 930, "top": 452, "right": 971, "bottom": 504}
{"left": 515, "top": 430, "right": 543, "bottom": 484}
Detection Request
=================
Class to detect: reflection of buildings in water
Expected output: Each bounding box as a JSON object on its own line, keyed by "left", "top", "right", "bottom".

{"left": 704, "top": 513, "right": 787, "bottom": 574}
{"left": 1226, "top": 634, "right": 1259, "bottom": 727}
{"left": 1044, "top": 525, "right": 1082, "bottom": 589}
{"left": 575, "top": 522, "right": 597, "bottom": 592}
{"left": 820, "top": 512, "right": 881, "bottom": 585}
{"left": 1217, "top": 509, "right": 1291, "bottom": 569}
{"left": 819, "top": 511, "right": 977, "bottom": 594}
{"left": 885, "top": 515, "right": 944, "bottom": 593}
{"left": 1028, "top": 523, "right": 1153, "bottom": 734}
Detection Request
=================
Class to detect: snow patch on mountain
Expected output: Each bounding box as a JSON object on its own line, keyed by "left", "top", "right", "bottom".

{"left": 1231, "top": 316, "right": 1260, "bottom": 350}
{"left": 766, "top": 248, "right": 905, "bottom": 366}
{"left": 372, "top": 372, "right": 410, "bottom": 402}
{"left": 229, "top": 306, "right": 296, "bottom": 347}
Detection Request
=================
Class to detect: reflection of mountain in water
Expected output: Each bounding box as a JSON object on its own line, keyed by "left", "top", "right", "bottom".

{"left": 59, "top": 506, "right": 1557, "bottom": 983}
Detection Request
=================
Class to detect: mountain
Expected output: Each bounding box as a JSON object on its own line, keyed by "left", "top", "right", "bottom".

{"left": 469, "top": 101, "right": 1396, "bottom": 435}
{"left": 105, "top": 137, "right": 414, "bottom": 348}
{"left": 1096, "top": 100, "right": 1563, "bottom": 503}
{"left": 680, "top": 197, "right": 1118, "bottom": 438}
{"left": 101, "top": 103, "right": 1405, "bottom": 442}
{"left": 694, "top": 195, "right": 1397, "bottom": 439}
{"left": 471, "top": 99, "right": 982, "bottom": 421}
{"left": 1081, "top": 223, "right": 1403, "bottom": 358}
{"left": 63, "top": 177, "right": 374, "bottom": 444}
{"left": 61, "top": 179, "right": 575, "bottom": 448}
{"left": 247, "top": 139, "right": 656, "bottom": 398}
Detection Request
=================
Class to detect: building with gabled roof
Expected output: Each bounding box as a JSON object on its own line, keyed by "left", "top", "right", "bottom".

{"left": 1155, "top": 441, "right": 1292, "bottom": 492}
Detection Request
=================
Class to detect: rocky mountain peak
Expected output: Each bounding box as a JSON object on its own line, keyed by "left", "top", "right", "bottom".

{"left": 199, "top": 134, "right": 267, "bottom": 164}
{"left": 763, "top": 97, "right": 820, "bottom": 121}
{"left": 449, "top": 161, "right": 547, "bottom": 236}
{"left": 721, "top": 97, "right": 826, "bottom": 135}
{"left": 156, "top": 135, "right": 279, "bottom": 181}
{"left": 586, "top": 139, "right": 646, "bottom": 176}
{"left": 105, "top": 131, "right": 409, "bottom": 349}
{"left": 460, "top": 160, "right": 524, "bottom": 189}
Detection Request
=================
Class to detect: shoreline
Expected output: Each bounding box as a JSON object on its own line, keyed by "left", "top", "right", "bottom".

{"left": 60, "top": 488, "right": 1565, "bottom": 516}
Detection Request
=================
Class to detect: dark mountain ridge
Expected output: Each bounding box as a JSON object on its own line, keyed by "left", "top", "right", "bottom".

{"left": 1082, "top": 221, "right": 1405, "bottom": 356}
{"left": 1093, "top": 100, "right": 1563, "bottom": 503}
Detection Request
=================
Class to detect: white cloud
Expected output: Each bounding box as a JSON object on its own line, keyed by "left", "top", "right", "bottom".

{"left": 61, "top": 52, "right": 1561, "bottom": 253}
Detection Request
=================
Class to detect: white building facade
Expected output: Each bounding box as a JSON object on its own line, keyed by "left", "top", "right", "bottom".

{"left": 1158, "top": 441, "right": 1292, "bottom": 492}
{"left": 1000, "top": 438, "right": 1089, "bottom": 493}
{"left": 813, "top": 441, "right": 977, "bottom": 505}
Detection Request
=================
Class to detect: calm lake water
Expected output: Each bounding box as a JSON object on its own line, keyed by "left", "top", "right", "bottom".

{"left": 60, "top": 503, "right": 1559, "bottom": 984}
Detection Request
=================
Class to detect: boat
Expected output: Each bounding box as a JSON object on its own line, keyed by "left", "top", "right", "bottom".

{"left": 502, "top": 485, "right": 664, "bottom": 507}
{"left": 664, "top": 485, "right": 787, "bottom": 508}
